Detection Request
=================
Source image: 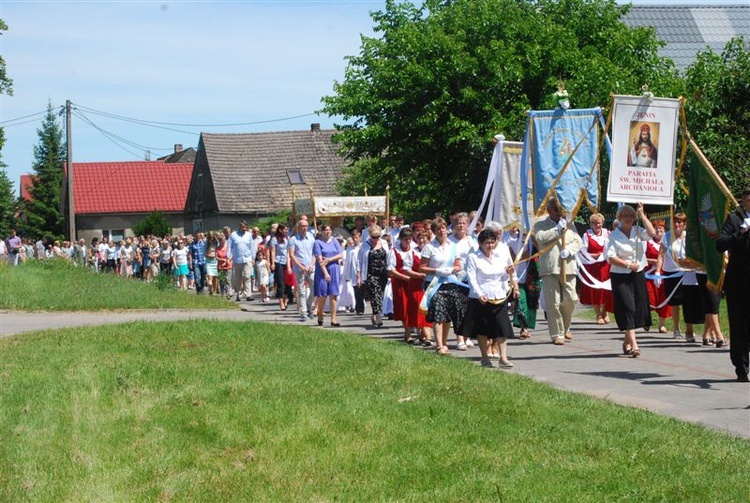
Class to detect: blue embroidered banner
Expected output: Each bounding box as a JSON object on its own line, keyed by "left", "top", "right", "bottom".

{"left": 523, "top": 108, "right": 603, "bottom": 215}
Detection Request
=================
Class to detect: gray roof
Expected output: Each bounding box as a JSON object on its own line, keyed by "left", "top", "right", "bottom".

{"left": 197, "top": 126, "right": 347, "bottom": 214}
{"left": 158, "top": 147, "right": 196, "bottom": 164}
{"left": 622, "top": 4, "right": 750, "bottom": 71}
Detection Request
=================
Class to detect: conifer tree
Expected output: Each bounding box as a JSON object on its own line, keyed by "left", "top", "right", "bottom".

{"left": 22, "top": 102, "right": 66, "bottom": 242}
{"left": 0, "top": 19, "right": 16, "bottom": 236}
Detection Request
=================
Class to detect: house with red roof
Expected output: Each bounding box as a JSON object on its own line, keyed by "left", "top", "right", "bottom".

{"left": 67, "top": 160, "right": 193, "bottom": 242}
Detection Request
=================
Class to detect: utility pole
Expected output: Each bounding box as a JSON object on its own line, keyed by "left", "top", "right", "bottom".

{"left": 66, "top": 100, "right": 76, "bottom": 240}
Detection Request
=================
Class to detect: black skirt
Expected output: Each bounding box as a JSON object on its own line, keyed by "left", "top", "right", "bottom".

{"left": 426, "top": 282, "right": 469, "bottom": 333}
{"left": 696, "top": 273, "right": 721, "bottom": 315}
{"left": 462, "top": 297, "right": 514, "bottom": 339}
{"left": 663, "top": 273, "right": 684, "bottom": 306}
{"left": 611, "top": 270, "right": 651, "bottom": 331}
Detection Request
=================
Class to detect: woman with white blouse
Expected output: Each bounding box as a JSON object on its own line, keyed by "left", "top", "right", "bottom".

{"left": 606, "top": 203, "right": 656, "bottom": 357}
{"left": 464, "top": 228, "right": 519, "bottom": 369}
{"left": 420, "top": 217, "right": 468, "bottom": 355}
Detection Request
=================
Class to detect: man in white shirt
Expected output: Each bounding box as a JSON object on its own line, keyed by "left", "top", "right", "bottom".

{"left": 288, "top": 218, "right": 317, "bottom": 321}
{"left": 228, "top": 220, "right": 256, "bottom": 301}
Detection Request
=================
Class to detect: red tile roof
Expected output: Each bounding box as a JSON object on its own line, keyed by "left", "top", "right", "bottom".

{"left": 71, "top": 161, "right": 192, "bottom": 214}
{"left": 20, "top": 175, "right": 35, "bottom": 201}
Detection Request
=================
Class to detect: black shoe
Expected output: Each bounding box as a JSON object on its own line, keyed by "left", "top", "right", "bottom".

{"left": 738, "top": 374, "right": 749, "bottom": 383}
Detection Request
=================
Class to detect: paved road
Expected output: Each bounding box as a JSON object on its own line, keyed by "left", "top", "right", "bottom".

{"left": 1, "top": 302, "right": 748, "bottom": 438}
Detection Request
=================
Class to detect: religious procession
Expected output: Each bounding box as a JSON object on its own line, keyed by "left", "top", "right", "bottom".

{"left": 3, "top": 90, "right": 748, "bottom": 383}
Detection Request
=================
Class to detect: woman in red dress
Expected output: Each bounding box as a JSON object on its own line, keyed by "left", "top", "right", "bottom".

{"left": 578, "top": 213, "right": 614, "bottom": 324}
{"left": 645, "top": 220, "right": 671, "bottom": 333}
{"left": 389, "top": 227, "right": 433, "bottom": 345}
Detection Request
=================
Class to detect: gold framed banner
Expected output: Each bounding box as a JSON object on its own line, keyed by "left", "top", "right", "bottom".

{"left": 607, "top": 95, "right": 681, "bottom": 205}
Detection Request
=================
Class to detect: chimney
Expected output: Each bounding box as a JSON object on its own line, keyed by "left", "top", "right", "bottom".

{"left": 174, "top": 144, "right": 183, "bottom": 153}
{"left": 310, "top": 123, "right": 320, "bottom": 132}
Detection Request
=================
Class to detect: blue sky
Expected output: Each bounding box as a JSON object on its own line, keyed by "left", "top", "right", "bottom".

{"left": 0, "top": 0, "right": 384, "bottom": 196}
{"left": 0, "top": 0, "right": 734, "bottom": 197}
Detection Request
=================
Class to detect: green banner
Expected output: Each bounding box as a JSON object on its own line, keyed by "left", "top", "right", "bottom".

{"left": 685, "top": 149, "right": 730, "bottom": 290}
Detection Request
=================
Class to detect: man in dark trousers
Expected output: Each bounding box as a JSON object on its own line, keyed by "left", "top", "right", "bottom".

{"left": 717, "top": 187, "right": 750, "bottom": 382}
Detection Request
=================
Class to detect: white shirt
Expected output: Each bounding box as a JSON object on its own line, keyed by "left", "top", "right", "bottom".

{"left": 466, "top": 244, "right": 517, "bottom": 300}
{"left": 661, "top": 231, "right": 697, "bottom": 285}
{"left": 387, "top": 243, "right": 415, "bottom": 272}
{"left": 173, "top": 247, "right": 189, "bottom": 266}
{"left": 343, "top": 244, "right": 360, "bottom": 282}
{"left": 421, "top": 238, "right": 455, "bottom": 283}
{"left": 606, "top": 226, "right": 650, "bottom": 274}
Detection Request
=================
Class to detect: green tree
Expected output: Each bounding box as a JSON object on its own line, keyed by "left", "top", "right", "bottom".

{"left": 22, "top": 102, "right": 66, "bottom": 242}
{"left": 0, "top": 19, "right": 16, "bottom": 235}
{"left": 322, "top": 0, "right": 681, "bottom": 217}
{"left": 683, "top": 37, "right": 750, "bottom": 204}
{"left": 132, "top": 211, "right": 172, "bottom": 238}
{"left": 0, "top": 158, "right": 17, "bottom": 236}
{"left": 0, "top": 19, "right": 13, "bottom": 98}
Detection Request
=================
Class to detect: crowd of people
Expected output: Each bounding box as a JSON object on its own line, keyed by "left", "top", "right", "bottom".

{"left": 3, "top": 187, "right": 749, "bottom": 380}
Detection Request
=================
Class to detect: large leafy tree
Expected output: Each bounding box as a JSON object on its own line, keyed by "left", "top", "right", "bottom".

{"left": 683, "top": 37, "right": 750, "bottom": 203}
{"left": 22, "top": 102, "right": 66, "bottom": 242}
{"left": 322, "top": 0, "right": 680, "bottom": 217}
{"left": 0, "top": 19, "right": 16, "bottom": 235}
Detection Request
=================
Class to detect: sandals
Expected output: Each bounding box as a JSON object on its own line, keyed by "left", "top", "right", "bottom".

{"left": 702, "top": 338, "right": 715, "bottom": 346}
{"left": 622, "top": 342, "right": 632, "bottom": 356}
{"left": 436, "top": 346, "right": 450, "bottom": 356}
{"left": 685, "top": 333, "right": 697, "bottom": 343}
{"left": 715, "top": 338, "right": 725, "bottom": 348}
{"left": 519, "top": 329, "right": 530, "bottom": 340}
{"left": 631, "top": 347, "right": 641, "bottom": 358}
{"left": 596, "top": 316, "right": 605, "bottom": 325}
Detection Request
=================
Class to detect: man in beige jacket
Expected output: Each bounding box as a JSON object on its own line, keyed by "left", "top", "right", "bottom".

{"left": 533, "top": 197, "right": 583, "bottom": 345}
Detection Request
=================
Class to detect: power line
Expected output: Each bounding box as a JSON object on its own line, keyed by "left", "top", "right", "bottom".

{"left": 74, "top": 109, "right": 174, "bottom": 153}
{"left": 0, "top": 107, "right": 63, "bottom": 127}
{"left": 73, "top": 110, "right": 148, "bottom": 160}
{"left": 72, "top": 103, "right": 318, "bottom": 128}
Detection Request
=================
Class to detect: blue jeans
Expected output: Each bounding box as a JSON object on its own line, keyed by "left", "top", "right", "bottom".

{"left": 192, "top": 263, "right": 207, "bottom": 292}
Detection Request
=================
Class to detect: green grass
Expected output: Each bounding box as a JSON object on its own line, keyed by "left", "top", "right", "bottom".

{"left": 1, "top": 320, "right": 747, "bottom": 502}
{"left": 0, "top": 259, "right": 235, "bottom": 311}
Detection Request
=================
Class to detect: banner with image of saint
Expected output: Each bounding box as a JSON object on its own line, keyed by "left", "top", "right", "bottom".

{"left": 607, "top": 95, "right": 680, "bottom": 205}
{"left": 524, "top": 108, "right": 603, "bottom": 215}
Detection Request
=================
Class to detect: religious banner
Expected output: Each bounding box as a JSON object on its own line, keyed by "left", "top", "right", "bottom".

{"left": 684, "top": 139, "right": 734, "bottom": 291}
{"left": 607, "top": 95, "right": 680, "bottom": 205}
{"left": 294, "top": 196, "right": 386, "bottom": 217}
{"left": 523, "top": 108, "right": 603, "bottom": 216}
{"left": 470, "top": 136, "right": 526, "bottom": 231}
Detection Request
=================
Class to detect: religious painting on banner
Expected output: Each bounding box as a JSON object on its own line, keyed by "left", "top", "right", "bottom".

{"left": 524, "top": 108, "right": 603, "bottom": 216}
{"left": 608, "top": 95, "right": 680, "bottom": 205}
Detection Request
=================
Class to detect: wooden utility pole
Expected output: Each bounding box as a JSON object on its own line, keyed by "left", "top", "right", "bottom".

{"left": 66, "top": 100, "right": 76, "bottom": 240}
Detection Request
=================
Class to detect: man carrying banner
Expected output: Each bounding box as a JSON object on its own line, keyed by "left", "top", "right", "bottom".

{"left": 717, "top": 187, "right": 750, "bottom": 382}
{"left": 533, "top": 196, "right": 582, "bottom": 345}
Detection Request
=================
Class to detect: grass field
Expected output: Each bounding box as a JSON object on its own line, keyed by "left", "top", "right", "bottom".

{"left": 0, "top": 259, "right": 235, "bottom": 311}
{"left": 1, "top": 320, "right": 748, "bottom": 502}
{"left": 1, "top": 259, "right": 747, "bottom": 501}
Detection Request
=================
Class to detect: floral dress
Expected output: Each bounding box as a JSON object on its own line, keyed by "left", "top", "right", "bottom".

{"left": 364, "top": 246, "right": 388, "bottom": 314}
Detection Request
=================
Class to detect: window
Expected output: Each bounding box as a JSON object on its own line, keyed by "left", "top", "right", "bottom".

{"left": 103, "top": 229, "right": 124, "bottom": 242}
{"left": 192, "top": 219, "right": 203, "bottom": 234}
{"left": 287, "top": 169, "right": 306, "bottom": 185}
